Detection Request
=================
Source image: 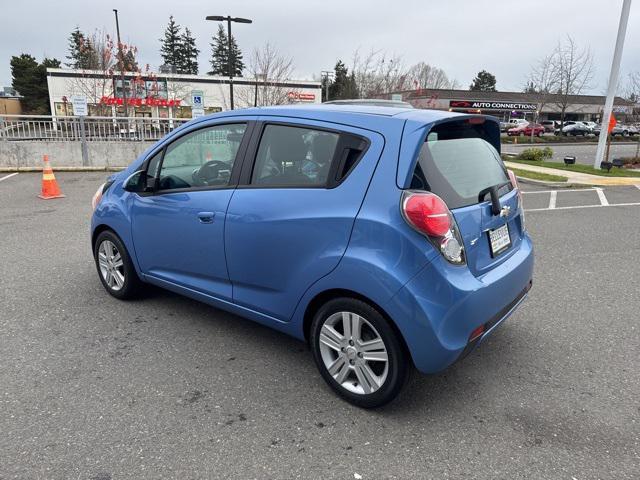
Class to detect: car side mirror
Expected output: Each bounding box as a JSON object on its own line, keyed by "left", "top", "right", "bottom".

{"left": 123, "top": 170, "right": 154, "bottom": 193}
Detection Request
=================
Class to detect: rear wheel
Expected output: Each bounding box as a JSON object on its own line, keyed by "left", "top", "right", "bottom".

{"left": 310, "top": 298, "right": 408, "bottom": 408}
{"left": 94, "top": 230, "right": 143, "bottom": 300}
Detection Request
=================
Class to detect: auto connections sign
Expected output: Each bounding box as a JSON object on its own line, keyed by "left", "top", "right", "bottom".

{"left": 449, "top": 100, "right": 537, "bottom": 111}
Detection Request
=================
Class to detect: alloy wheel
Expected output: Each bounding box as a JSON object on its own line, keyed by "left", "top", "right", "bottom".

{"left": 318, "top": 311, "right": 389, "bottom": 395}
{"left": 97, "top": 239, "right": 125, "bottom": 291}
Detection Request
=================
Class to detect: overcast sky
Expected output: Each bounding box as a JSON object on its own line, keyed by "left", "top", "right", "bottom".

{"left": 1, "top": 0, "right": 639, "bottom": 94}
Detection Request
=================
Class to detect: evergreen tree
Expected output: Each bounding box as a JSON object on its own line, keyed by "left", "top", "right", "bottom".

{"left": 159, "top": 16, "right": 182, "bottom": 71}
{"left": 209, "top": 24, "right": 244, "bottom": 77}
{"left": 328, "top": 60, "right": 358, "bottom": 100}
{"left": 66, "top": 27, "right": 98, "bottom": 69}
{"left": 469, "top": 70, "right": 497, "bottom": 91}
{"left": 11, "top": 54, "right": 60, "bottom": 113}
{"left": 179, "top": 28, "right": 199, "bottom": 74}
{"left": 209, "top": 25, "right": 227, "bottom": 75}
{"left": 122, "top": 49, "right": 138, "bottom": 72}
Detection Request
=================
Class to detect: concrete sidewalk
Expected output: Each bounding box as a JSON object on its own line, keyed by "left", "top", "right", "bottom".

{"left": 504, "top": 161, "right": 640, "bottom": 186}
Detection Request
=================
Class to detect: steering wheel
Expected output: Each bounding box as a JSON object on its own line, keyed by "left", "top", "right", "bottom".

{"left": 192, "top": 160, "right": 226, "bottom": 186}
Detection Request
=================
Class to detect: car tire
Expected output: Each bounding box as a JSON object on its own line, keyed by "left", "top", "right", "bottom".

{"left": 93, "top": 230, "right": 143, "bottom": 300}
{"left": 310, "top": 297, "right": 409, "bottom": 408}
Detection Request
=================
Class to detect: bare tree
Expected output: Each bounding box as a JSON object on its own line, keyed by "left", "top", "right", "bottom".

{"left": 351, "top": 49, "right": 409, "bottom": 98}
{"left": 237, "top": 43, "right": 297, "bottom": 107}
{"left": 550, "top": 36, "right": 595, "bottom": 126}
{"left": 406, "top": 62, "right": 459, "bottom": 91}
{"left": 625, "top": 71, "right": 640, "bottom": 102}
{"left": 525, "top": 52, "right": 560, "bottom": 121}
{"left": 66, "top": 30, "right": 138, "bottom": 116}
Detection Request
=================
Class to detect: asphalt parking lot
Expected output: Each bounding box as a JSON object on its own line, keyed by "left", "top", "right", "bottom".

{"left": 1, "top": 173, "right": 639, "bottom": 479}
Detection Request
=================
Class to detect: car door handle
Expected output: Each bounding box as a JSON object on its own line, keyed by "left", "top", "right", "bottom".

{"left": 197, "top": 211, "right": 215, "bottom": 224}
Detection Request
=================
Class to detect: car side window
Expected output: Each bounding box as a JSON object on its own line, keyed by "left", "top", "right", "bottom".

{"left": 251, "top": 125, "right": 339, "bottom": 187}
{"left": 157, "top": 123, "right": 246, "bottom": 191}
{"left": 146, "top": 150, "right": 162, "bottom": 184}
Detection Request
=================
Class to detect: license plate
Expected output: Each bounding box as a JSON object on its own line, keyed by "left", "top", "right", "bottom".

{"left": 488, "top": 224, "right": 511, "bottom": 257}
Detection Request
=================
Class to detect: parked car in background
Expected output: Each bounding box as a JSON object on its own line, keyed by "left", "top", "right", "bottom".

{"left": 594, "top": 124, "right": 639, "bottom": 137}
{"left": 90, "top": 105, "right": 533, "bottom": 408}
{"left": 540, "top": 120, "right": 558, "bottom": 133}
{"left": 500, "top": 118, "right": 528, "bottom": 132}
{"left": 582, "top": 121, "right": 598, "bottom": 132}
{"left": 508, "top": 123, "right": 544, "bottom": 137}
{"left": 560, "top": 122, "right": 591, "bottom": 136}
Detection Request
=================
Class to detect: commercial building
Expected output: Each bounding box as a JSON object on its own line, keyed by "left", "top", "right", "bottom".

{"left": 0, "top": 87, "right": 22, "bottom": 115}
{"left": 45, "top": 68, "right": 321, "bottom": 118}
{"left": 383, "top": 88, "right": 636, "bottom": 123}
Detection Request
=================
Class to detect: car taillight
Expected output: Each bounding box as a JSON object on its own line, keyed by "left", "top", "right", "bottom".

{"left": 507, "top": 170, "right": 526, "bottom": 231}
{"left": 401, "top": 191, "right": 465, "bottom": 265}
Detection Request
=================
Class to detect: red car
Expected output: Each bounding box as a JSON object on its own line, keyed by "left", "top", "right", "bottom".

{"left": 507, "top": 123, "right": 545, "bottom": 137}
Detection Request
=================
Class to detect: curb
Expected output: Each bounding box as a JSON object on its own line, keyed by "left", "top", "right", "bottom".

{"left": 515, "top": 176, "right": 586, "bottom": 189}
{"left": 0, "top": 166, "right": 126, "bottom": 173}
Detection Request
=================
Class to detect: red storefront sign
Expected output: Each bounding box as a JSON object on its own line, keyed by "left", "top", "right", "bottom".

{"left": 287, "top": 92, "right": 315, "bottom": 101}
{"left": 99, "top": 96, "right": 182, "bottom": 107}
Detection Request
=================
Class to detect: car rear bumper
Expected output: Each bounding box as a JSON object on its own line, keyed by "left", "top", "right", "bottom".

{"left": 386, "top": 234, "right": 534, "bottom": 374}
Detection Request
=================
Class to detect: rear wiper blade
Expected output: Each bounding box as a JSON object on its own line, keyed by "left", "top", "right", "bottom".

{"left": 478, "top": 181, "right": 511, "bottom": 216}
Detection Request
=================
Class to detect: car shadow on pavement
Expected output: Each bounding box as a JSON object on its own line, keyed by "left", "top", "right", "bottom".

{"left": 130, "top": 281, "right": 531, "bottom": 416}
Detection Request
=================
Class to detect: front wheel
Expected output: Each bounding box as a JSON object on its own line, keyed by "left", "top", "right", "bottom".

{"left": 94, "top": 230, "right": 143, "bottom": 299}
{"left": 310, "top": 298, "right": 409, "bottom": 408}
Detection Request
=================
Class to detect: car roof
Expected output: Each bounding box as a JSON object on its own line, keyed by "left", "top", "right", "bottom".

{"left": 207, "top": 104, "right": 470, "bottom": 126}
{"left": 324, "top": 99, "right": 414, "bottom": 108}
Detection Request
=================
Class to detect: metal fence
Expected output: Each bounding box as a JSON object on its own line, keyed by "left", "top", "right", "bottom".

{"left": 0, "top": 115, "right": 191, "bottom": 142}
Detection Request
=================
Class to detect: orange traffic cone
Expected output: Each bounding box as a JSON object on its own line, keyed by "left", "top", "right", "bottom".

{"left": 38, "top": 155, "right": 65, "bottom": 199}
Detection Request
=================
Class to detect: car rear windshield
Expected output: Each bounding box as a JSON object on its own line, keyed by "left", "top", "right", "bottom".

{"left": 410, "top": 121, "right": 509, "bottom": 209}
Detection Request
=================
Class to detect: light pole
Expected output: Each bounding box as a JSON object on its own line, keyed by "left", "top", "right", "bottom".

{"left": 113, "top": 9, "right": 128, "bottom": 117}
{"left": 321, "top": 70, "right": 333, "bottom": 102}
{"left": 254, "top": 73, "right": 265, "bottom": 107}
{"left": 206, "top": 15, "right": 252, "bottom": 110}
{"left": 594, "top": 0, "right": 632, "bottom": 168}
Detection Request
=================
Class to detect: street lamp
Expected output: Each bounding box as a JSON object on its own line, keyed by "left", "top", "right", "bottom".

{"left": 113, "top": 9, "right": 128, "bottom": 117}
{"left": 206, "top": 15, "right": 253, "bottom": 110}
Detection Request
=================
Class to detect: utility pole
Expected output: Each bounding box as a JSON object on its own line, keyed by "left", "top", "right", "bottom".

{"left": 113, "top": 9, "right": 128, "bottom": 117}
{"left": 321, "top": 70, "right": 333, "bottom": 102}
{"left": 594, "top": 0, "right": 632, "bottom": 168}
{"left": 227, "top": 17, "right": 233, "bottom": 110}
{"left": 206, "top": 15, "right": 252, "bottom": 110}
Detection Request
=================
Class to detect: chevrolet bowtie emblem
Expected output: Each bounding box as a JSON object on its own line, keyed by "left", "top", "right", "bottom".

{"left": 499, "top": 205, "right": 511, "bottom": 218}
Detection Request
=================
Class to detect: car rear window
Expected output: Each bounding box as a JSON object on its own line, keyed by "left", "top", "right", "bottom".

{"left": 411, "top": 122, "right": 509, "bottom": 209}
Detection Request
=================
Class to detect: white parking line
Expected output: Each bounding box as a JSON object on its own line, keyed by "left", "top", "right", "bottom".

{"left": 595, "top": 188, "right": 609, "bottom": 206}
{"left": 0, "top": 172, "right": 19, "bottom": 182}
{"left": 548, "top": 191, "right": 557, "bottom": 209}
{"left": 522, "top": 188, "right": 597, "bottom": 195}
{"left": 526, "top": 202, "right": 640, "bottom": 212}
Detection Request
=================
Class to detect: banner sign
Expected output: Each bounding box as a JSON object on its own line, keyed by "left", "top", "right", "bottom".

{"left": 100, "top": 96, "right": 182, "bottom": 107}
{"left": 449, "top": 100, "right": 537, "bottom": 111}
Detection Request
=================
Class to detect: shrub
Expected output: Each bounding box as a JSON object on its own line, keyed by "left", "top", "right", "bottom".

{"left": 518, "top": 147, "right": 553, "bottom": 161}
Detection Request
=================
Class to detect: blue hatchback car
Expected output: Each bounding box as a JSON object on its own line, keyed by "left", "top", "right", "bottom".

{"left": 91, "top": 105, "right": 533, "bottom": 408}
